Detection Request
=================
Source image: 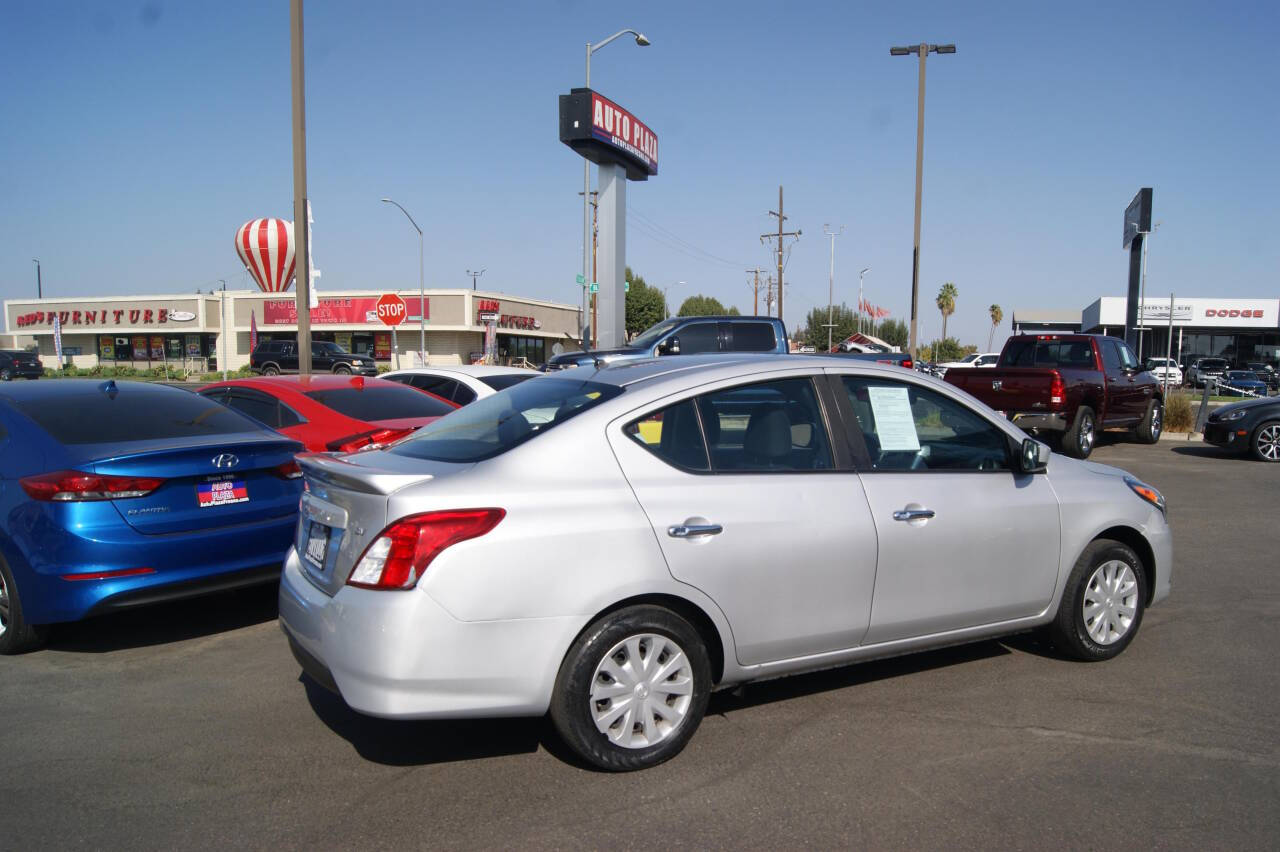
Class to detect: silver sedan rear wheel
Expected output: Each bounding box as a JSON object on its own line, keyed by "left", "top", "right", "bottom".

{"left": 590, "top": 633, "right": 694, "bottom": 749}
{"left": 1082, "top": 560, "right": 1139, "bottom": 645}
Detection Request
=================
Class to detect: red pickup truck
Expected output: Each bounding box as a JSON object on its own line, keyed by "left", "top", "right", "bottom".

{"left": 944, "top": 334, "right": 1163, "bottom": 459}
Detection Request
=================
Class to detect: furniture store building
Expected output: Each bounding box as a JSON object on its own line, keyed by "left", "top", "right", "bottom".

{"left": 5, "top": 289, "right": 582, "bottom": 372}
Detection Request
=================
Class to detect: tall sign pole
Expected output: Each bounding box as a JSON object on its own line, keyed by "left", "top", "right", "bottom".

{"left": 290, "top": 0, "right": 312, "bottom": 375}
{"left": 1122, "top": 188, "right": 1153, "bottom": 352}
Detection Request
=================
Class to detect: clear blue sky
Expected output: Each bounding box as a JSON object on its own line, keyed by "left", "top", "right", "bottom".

{"left": 2, "top": 0, "right": 1277, "bottom": 346}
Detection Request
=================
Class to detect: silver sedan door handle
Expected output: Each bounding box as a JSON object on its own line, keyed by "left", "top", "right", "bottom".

{"left": 892, "top": 508, "right": 936, "bottom": 522}
{"left": 667, "top": 523, "right": 723, "bottom": 538}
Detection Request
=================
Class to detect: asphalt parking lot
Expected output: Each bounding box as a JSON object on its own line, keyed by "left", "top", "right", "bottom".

{"left": 3, "top": 437, "right": 1277, "bottom": 849}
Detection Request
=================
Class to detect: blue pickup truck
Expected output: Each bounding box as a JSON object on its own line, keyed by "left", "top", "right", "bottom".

{"left": 544, "top": 315, "right": 789, "bottom": 370}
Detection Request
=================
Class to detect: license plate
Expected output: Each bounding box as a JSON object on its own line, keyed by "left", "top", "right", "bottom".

{"left": 196, "top": 479, "right": 248, "bottom": 508}
{"left": 304, "top": 522, "right": 329, "bottom": 570}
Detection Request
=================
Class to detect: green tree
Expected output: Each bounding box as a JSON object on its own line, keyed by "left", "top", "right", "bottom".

{"left": 677, "top": 294, "right": 728, "bottom": 317}
{"left": 987, "top": 303, "right": 1004, "bottom": 351}
{"left": 927, "top": 336, "right": 965, "bottom": 363}
{"left": 935, "top": 282, "right": 958, "bottom": 343}
{"left": 624, "top": 267, "right": 666, "bottom": 337}
{"left": 797, "top": 303, "right": 858, "bottom": 350}
{"left": 874, "top": 318, "right": 909, "bottom": 349}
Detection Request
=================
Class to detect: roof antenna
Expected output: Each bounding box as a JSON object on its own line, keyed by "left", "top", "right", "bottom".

{"left": 98, "top": 379, "right": 118, "bottom": 399}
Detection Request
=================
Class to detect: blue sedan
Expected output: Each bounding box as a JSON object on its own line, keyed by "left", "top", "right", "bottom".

{"left": 1221, "top": 371, "right": 1269, "bottom": 398}
{"left": 0, "top": 380, "right": 303, "bottom": 653}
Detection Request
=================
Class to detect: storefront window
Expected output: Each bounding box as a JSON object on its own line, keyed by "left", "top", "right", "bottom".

{"left": 497, "top": 335, "right": 546, "bottom": 366}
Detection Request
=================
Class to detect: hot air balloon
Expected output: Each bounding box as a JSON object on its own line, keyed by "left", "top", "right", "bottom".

{"left": 235, "top": 218, "right": 296, "bottom": 293}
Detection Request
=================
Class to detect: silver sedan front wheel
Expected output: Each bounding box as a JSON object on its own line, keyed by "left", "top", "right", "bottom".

{"left": 590, "top": 633, "right": 695, "bottom": 749}
{"left": 1082, "top": 560, "right": 1139, "bottom": 645}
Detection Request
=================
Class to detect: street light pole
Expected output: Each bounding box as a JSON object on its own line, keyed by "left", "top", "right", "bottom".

{"left": 32, "top": 259, "right": 42, "bottom": 299}
{"left": 219, "top": 279, "right": 228, "bottom": 381}
{"left": 381, "top": 198, "right": 425, "bottom": 364}
{"left": 467, "top": 268, "right": 485, "bottom": 291}
{"left": 858, "top": 266, "right": 871, "bottom": 335}
{"left": 891, "top": 41, "right": 955, "bottom": 360}
{"left": 661, "top": 280, "right": 685, "bottom": 319}
{"left": 583, "top": 29, "right": 650, "bottom": 342}
{"left": 823, "top": 224, "right": 844, "bottom": 352}
{"left": 1136, "top": 221, "right": 1161, "bottom": 360}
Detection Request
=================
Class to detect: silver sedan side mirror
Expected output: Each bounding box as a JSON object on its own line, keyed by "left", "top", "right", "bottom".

{"left": 1020, "top": 437, "right": 1048, "bottom": 473}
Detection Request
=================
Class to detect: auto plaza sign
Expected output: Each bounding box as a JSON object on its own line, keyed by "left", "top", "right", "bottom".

{"left": 559, "top": 88, "right": 658, "bottom": 179}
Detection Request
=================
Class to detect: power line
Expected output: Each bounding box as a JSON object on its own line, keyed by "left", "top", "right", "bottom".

{"left": 627, "top": 203, "right": 750, "bottom": 268}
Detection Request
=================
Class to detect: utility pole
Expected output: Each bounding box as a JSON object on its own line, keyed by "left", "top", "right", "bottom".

{"left": 761, "top": 186, "right": 800, "bottom": 324}
{"left": 32, "top": 259, "right": 42, "bottom": 299}
{"left": 591, "top": 192, "right": 599, "bottom": 348}
{"left": 891, "top": 41, "right": 955, "bottom": 359}
{"left": 467, "top": 268, "right": 485, "bottom": 291}
{"left": 746, "top": 268, "right": 764, "bottom": 315}
{"left": 290, "top": 0, "right": 313, "bottom": 375}
{"left": 823, "top": 225, "right": 844, "bottom": 352}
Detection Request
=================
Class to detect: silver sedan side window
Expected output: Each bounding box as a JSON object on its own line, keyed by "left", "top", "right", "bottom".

{"left": 624, "top": 398, "right": 709, "bottom": 471}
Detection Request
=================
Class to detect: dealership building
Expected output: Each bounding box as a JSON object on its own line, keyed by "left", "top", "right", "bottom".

{"left": 1013, "top": 297, "right": 1280, "bottom": 366}
{"left": 4, "top": 289, "right": 582, "bottom": 372}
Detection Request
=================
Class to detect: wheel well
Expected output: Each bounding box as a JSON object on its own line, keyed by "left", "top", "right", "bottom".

{"left": 584, "top": 594, "right": 726, "bottom": 685}
{"left": 1094, "top": 526, "right": 1157, "bottom": 605}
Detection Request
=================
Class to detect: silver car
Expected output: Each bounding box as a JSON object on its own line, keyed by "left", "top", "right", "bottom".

{"left": 280, "top": 355, "right": 1172, "bottom": 771}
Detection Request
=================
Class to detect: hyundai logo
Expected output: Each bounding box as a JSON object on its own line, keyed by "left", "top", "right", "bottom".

{"left": 211, "top": 453, "right": 240, "bottom": 469}
{"left": 992, "top": 380, "right": 1003, "bottom": 391}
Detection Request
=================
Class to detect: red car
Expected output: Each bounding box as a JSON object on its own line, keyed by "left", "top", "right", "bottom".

{"left": 197, "top": 375, "right": 458, "bottom": 452}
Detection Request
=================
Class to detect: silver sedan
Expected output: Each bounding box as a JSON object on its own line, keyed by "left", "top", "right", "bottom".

{"left": 280, "top": 355, "right": 1172, "bottom": 771}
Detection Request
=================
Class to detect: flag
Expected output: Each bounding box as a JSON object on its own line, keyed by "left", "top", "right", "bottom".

{"left": 249, "top": 310, "right": 258, "bottom": 351}
{"left": 53, "top": 314, "right": 63, "bottom": 361}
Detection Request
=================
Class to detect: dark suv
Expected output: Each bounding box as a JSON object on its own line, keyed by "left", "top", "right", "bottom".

{"left": 544, "top": 316, "right": 788, "bottom": 370}
{"left": 250, "top": 340, "right": 377, "bottom": 376}
{"left": 0, "top": 350, "right": 44, "bottom": 381}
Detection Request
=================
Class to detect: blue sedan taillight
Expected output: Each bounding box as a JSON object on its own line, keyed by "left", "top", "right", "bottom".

{"left": 19, "top": 470, "right": 165, "bottom": 501}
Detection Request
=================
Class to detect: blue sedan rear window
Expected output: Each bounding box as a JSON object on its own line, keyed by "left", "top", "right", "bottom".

{"left": 9, "top": 384, "right": 261, "bottom": 444}
{"left": 389, "top": 378, "right": 622, "bottom": 462}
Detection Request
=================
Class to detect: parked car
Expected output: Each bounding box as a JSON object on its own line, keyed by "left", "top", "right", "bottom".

{"left": 279, "top": 354, "right": 1171, "bottom": 771}
{"left": 543, "top": 316, "right": 787, "bottom": 370}
{"left": 933, "top": 352, "right": 1000, "bottom": 378}
{"left": 381, "top": 365, "right": 538, "bottom": 406}
{"left": 250, "top": 339, "right": 377, "bottom": 376}
{"left": 1144, "top": 357, "right": 1184, "bottom": 387}
{"left": 198, "top": 375, "right": 458, "bottom": 453}
{"left": 0, "top": 380, "right": 305, "bottom": 653}
{"left": 0, "top": 350, "right": 44, "bottom": 381}
{"left": 944, "top": 334, "right": 1163, "bottom": 459}
{"left": 1187, "top": 357, "right": 1229, "bottom": 389}
{"left": 1202, "top": 395, "right": 1280, "bottom": 461}
{"left": 827, "top": 351, "right": 915, "bottom": 369}
{"left": 1244, "top": 362, "right": 1279, "bottom": 392}
{"left": 1218, "top": 371, "right": 1269, "bottom": 398}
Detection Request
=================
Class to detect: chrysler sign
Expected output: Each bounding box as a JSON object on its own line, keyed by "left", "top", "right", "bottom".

{"left": 559, "top": 88, "right": 658, "bottom": 180}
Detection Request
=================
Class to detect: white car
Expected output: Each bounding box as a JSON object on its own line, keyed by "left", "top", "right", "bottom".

{"left": 1144, "top": 358, "right": 1183, "bottom": 387}
{"left": 934, "top": 352, "right": 1000, "bottom": 377}
{"left": 381, "top": 365, "right": 538, "bottom": 406}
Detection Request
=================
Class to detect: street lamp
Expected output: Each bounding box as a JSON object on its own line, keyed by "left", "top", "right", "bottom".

{"left": 890, "top": 41, "right": 956, "bottom": 359}
{"left": 466, "top": 268, "right": 485, "bottom": 291}
{"left": 661, "top": 280, "right": 685, "bottom": 318}
{"left": 381, "top": 197, "right": 425, "bottom": 364}
{"left": 823, "top": 224, "right": 844, "bottom": 352}
{"left": 1136, "top": 220, "right": 1162, "bottom": 360}
{"left": 858, "top": 267, "right": 871, "bottom": 334}
{"left": 582, "top": 28, "right": 650, "bottom": 339}
{"left": 32, "top": 259, "right": 42, "bottom": 299}
{"left": 218, "top": 279, "right": 228, "bottom": 381}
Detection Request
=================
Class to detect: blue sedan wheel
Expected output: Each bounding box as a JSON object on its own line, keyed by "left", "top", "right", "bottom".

{"left": 0, "top": 560, "right": 48, "bottom": 655}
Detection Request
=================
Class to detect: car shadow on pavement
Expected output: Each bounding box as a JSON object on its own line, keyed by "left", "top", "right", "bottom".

{"left": 1171, "top": 445, "right": 1248, "bottom": 461}
{"left": 705, "top": 640, "right": 1014, "bottom": 717}
{"left": 44, "top": 583, "right": 279, "bottom": 653}
{"left": 300, "top": 676, "right": 548, "bottom": 767}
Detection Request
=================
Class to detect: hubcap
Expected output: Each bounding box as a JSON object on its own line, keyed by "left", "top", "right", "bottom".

{"left": 1079, "top": 415, "right": 1095, "bottom": 454}
{"left": 0, "top": 570, "right": 9, "bottom": 637}
{"left": 1258, "top": 425, "right": 1280, "bottom": 461}
{"left": 1082, "top": 560, "right": 1138, "bottom": 645}
{"left": 589, "top": 633, "right": 694, "bottom": 749}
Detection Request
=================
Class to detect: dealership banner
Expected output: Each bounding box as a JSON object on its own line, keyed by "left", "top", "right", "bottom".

{"left": 263, "top": 296, "right": 429, "bottom": 325}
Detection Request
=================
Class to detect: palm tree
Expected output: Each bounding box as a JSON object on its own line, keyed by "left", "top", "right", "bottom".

{"left": 988, "top": 304, "right": 1004, "bottom": 351}
{"left": 935, "top": 282, "right": 958, "bottom": 344}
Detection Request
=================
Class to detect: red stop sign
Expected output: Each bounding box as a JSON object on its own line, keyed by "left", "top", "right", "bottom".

{"left": 376, "top": 293, "right": 407, "bottom": 326}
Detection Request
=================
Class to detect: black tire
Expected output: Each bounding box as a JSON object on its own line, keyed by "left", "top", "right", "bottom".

{"left": 1136, "top": 399, "right": 1163, "bottom": 444}
{"left": 0, "top": 558, "right": 49, "bottom": 655}
{"left": 551, "top": 605, "right": 711, "bottom": 772}
{"left": 1061, "top": 405, "right": 1096, "bottom": 459}
{"left": 1252, "top": 420, "right": 1280, "bottom": 463}
{"left": 333, "top": 364, "right": 352, "bottom": 375}
{"left": 262, "top": 364, "right": 280, "bottom": 376}
{"left": 1049, "top": 539, "right": 1147, "bottom": 662}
